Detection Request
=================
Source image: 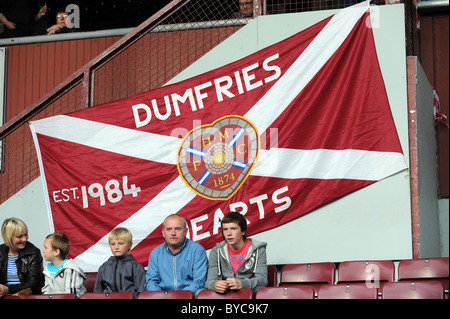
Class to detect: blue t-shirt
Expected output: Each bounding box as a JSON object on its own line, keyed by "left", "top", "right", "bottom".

{"left": 47, "top": 259, "right": 68, "bottom": 278}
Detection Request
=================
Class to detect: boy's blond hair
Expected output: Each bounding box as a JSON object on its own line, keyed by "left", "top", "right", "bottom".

{"left": 1, "top": 217, "right": 28, "bottom": 248}
{"left": 109, "top": 227, "right": 132, "bottom": 244}
{"left": 46, "top": 232, "right": 71, "bottom": 260}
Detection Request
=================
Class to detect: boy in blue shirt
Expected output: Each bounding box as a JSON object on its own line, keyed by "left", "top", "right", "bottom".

{"left": 42, "top": 232, "right": 86, "bottom": 298}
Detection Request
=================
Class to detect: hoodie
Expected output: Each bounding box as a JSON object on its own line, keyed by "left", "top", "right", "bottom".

{"left": 42, "top": 259, "right": 86, "bottom": 298}
{"left": 94, "top": 254, "right": 145, "bottom": 298}
{"left": 205, "top": 238, "right": 268, "bottom": 293}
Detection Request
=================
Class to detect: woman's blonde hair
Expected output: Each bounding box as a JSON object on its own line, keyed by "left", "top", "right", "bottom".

{"left": 1, "top": 217, "right": 28, "bottom": 247}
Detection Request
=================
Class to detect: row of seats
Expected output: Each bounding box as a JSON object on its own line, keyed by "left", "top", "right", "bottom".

{"left": 4, "top": 257, "right": 447, "bottom": 299}
{"left": 83, "top": 257, "right": 447, "bottom": 291}
{"left": 74, "top": 257, "right": 450, "bottom": 299}
{"left": 277, "top": 257, "right": 448, "bottom": 285}
{"left": 4, "top": 280, "right": 446, "bottom": 299}
{"left": 152, "top": 281, "right": 445, "bottom": 299}
{"left": 273, "top": 257, "right": 448, "bottom": 299}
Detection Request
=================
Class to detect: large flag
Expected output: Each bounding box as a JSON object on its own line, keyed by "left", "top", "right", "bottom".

{"left": 30, "top": 1, "right": 407, "bottom": 272}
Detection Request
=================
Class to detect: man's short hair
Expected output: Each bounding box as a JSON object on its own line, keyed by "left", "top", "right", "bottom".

{"left": 163, "top": 214, "right": 188, "bottom": 229}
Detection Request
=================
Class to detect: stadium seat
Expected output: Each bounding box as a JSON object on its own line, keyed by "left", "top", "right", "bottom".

{"left": 338, "top": 260, "right": 395, "bottom": 283}
{"left": 398, "top": 257, "right": 449, "bottom": 281}
{"left": 196, "top": 288, "right": 254, "bottom": 299}
{"left": 337, "top": 260, "right": 395, "bottom": 296}
{"left": 267, "top": 265, "right": 278, "bottom": 287}
{"left": 79, "top": 291, "right": 134, "bottom": 299}
{"left": 398, "top": 257, "right": 449, "bottom": 298}
{"left": 279, "top": 262, "right": 336, "bottom": 295}
{"left": 84, "top": 272, "right": 97, "bottom": 293}
{"left": 137, "top": 290, "right": 194, "bottom": 299}
{"left": 26, "top": 293, "right": 77, "bottom": 299}
{"left": 255, "top": 286, "right": 315, "bottom": 299}
{"left": 1, "top": 295, "right": 21, "bottom": 299}
{"left": 381, "top": 281, "right": 445, "bottom": 299}
{"left": 317, "top": 284, "right": 378, "bottom": 299}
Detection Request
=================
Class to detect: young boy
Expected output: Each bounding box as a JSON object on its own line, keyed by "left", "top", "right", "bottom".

{"left": 94, "top": 227, "right": 146, "bottom": 298}
{"left": 42, "top": 232, "right": 86, "bottom": 298}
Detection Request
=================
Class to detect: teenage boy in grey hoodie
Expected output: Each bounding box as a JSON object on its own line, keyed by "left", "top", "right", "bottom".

{"left": 205, "top": 212, "right": 268, "bottom": 294}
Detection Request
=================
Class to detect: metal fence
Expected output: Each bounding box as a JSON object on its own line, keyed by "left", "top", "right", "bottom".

{"left": 0, "top": 0, "right": 416, "bottom": 204}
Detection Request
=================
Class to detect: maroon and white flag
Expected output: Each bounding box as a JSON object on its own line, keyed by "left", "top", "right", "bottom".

{"left": 30, "top": 1, "right": 407, "bottom": 271}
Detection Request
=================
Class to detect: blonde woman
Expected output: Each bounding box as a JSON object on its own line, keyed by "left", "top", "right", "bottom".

{"left": 0, "top": 217, "right": 44, "bottom": 298}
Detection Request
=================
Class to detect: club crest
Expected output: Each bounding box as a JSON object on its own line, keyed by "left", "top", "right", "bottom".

{"left": 177, "top": 115, "right": 260, "bottom": 200}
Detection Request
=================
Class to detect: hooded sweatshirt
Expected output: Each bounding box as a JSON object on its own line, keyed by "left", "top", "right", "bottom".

{"left": 42, "top": 259, "right": 86, "bottom": 298}
{"left": 94, "top": 254, "right": 145, "bottom": 298}
{"left": 205, "top": 238, "right": 268, "bottom": 293}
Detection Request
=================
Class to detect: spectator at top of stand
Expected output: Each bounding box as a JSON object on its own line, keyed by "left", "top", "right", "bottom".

{"left": 233, "top": 0, "right": 254, "bottom": 18}
{"left": 46, "top": 9, "right": 76, "bottom": 34}
{"left": 0, "top": 0, "right": 48, "bottom": 38}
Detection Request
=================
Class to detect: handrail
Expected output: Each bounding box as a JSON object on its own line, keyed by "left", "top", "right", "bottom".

{"left": 0, "top": 28, "right": 134, "bottom": 46}
{"left": 0, "top": 19, "right": 250, "bottom": 47}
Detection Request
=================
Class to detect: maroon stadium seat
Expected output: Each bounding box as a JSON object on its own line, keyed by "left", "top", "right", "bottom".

{"left": 317, "top": 283, "right": 378, "bottom": 299}
{"left": 80, "top": 291, "right": 134, "bottom": 299}
{"left": 267, "top": 265, "right": 278, "bottom": 287}
{"left": 255, "top": 286, "right": 315, "bottom": 299}
{"left": 196, "top": 288, "right": 253, "bottom": 299}
{"left": 26, "top": 293, "right": 77, "bottom": 299}
{"left": 280, "top": 262, "right": 336, "bottom": 295}
{"left": 338, "top": 260, "right": 395, "bottom": 283}
{"left": 84, "top": 272, "right": 97, "bottom": 293}
{"left": 337, "top": 260, "right": 395, "bottom": 295}
{"left": 398, "top": 257, "right": 449, "bottom": 298}
{"left": 137, "top": 290, "right": 194, "bottom": 299}
{"left": 381, "top": 281, "right": 445, "bottom": 299}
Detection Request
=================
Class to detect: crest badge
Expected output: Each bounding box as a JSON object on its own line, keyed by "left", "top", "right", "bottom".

{"left": 177, "top": 115, "right": 260, "bottom": 200}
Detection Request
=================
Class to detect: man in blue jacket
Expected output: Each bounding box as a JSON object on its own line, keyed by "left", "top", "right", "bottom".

{"left": 145, "top": 214, "right": 208, "bottom": 295}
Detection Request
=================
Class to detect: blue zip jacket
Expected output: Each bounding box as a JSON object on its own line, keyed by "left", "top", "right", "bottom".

{"left": 145, "top": 238, "right": 208, "bottom": 294}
